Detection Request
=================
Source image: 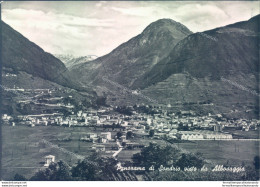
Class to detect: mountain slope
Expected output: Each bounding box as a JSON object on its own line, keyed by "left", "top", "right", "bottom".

{"left": 71, "top": 19, "right": 193, "bottom": 87}
{"left": 136, "top": 15, "right": 259, "bottom": 118}
{"left": 134, "top": 15, "right": 259, "bottom": 89}
{"left": 54, "top": 54, "right": 98, "bottom": 70}
{"left": 2, "top": 21, "right": 83, "bottom": 91}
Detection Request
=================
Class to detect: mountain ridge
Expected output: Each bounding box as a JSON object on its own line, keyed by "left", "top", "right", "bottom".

{"left": 2, "top": 21, "right": 86, "bottom": 91}
{"left": 71, "top": 18, "right": 193, "bottom": 88}
{"left": 54, "top": 54, "right": 98, "bottom": 70}
{"left": 72, "top": 15, "right": 259, "bottom": 118}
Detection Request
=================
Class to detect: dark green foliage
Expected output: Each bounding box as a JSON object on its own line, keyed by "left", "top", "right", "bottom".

{"left": 115, "top": 106, "right": 133, "bottom": 115}
{"left": 148, "top": 130, "right": 155, "bottom": 137}
{"left": 71, "top": 152, "right": 118, "bottom": 181}
{"left": 13, "top": 174, "right": 27, "bottom": 181}
{"left": 126, "top": 131, "right": 134, "bottom": 139}
{"left": 254, "top": 156, "right": 260, "bottom": 170}
{"left": 132, "top": 143, "right": 181, "bottom": 170}
{"left": 28, "top": 152, "right": 118, "bottom": 181}
{"left": 96, "top": 96, "right": 107, "bottom": 106}
{"left": 71, "top": 159, "right": 101, "bottom": 181}
{"left": 177, "top": 123, "right": 189, "bottom": 131}
{"left": 30, "top": 161, "right": 71, "bottom": 181}
{"left": 176, "top": 153, "right": 204, "bottom": 170}
{"left": 116, "top": 132, "right": 123, "bottom": 139}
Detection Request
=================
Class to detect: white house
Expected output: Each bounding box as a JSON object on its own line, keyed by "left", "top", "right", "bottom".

{"left": 44, "top": 155, "right": 55, "bottom": 167}
{"left": 101, "top": 132, "right": 112, "bottom": 140}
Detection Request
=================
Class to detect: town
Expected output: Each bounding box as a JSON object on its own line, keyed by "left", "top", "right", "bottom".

{"left": 2, "top": 86, "right": 260, "bottom": 165}
{"left": 2, "top": 88, "right": 260, "bottom": 144}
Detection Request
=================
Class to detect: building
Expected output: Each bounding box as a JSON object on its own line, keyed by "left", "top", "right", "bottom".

{"left": 2, "top": 114, "right": 11, "bottom": 121}
{"left": 214, "top": 124, "right": 223, "bottom": 132}
{"left": 177, "top": 131, "right": 204, "bottom": 140}
{"left": 201, "top": 131, "right": 232, "bottom": 140}
{"left": 124, "top": 142, "right": 144, "bottom": 149}
{"left": 92, "top": 144, "right": 106, "bottom": 152}
{"left": 98, "top": 137, "right": 108, "bottom": 143}
{"left": 87, "top": 133, "right": 98, "bottom": 139}
{"left": 101, "top": 132, "right": 112, "bottom": 140}
{"left": 44, "top": 155, "right": 55, "bottom": 167}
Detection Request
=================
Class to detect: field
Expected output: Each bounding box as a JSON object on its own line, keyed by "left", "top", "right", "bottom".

{"left": 2, "top": 125, "right": 259, "bottom": 180}
{"left": 224, "top": 128, "right": 260, "bottom": 139}
{"left": 2, "top": 125, "right": 118, "bottom": 180}
{"left": 176, "top": 140, "right": 259, "bottom": 166}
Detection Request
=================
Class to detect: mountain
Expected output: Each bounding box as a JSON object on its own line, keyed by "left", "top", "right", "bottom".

{"left": 1, "top": 21, "right": 97, "bottom": 111}
{"left": 135, "top": 15, "right": 259, "bottom": 118}
{"left": 134, "top": 15, "right": 259, "bottom": 89}
{"left": 72, "top": 15, "right": 259, "bottom": 118}
{"left": 54, "top": 54, "right": 98, "bottom": 70}
{"left": 1, "top": 21, "right": 85, "bottom": 91}
{"left": 71, "top": 19, "right": 193, "bottom": 87}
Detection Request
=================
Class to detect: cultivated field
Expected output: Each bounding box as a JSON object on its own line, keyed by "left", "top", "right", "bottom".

{"left": 2, "top": 125, "right": 259, "bottom": 180}
{"left": 176, "top": 140, "right": 259, "bottom": 166}
{"left": 2, "top": 125, "right": 118, "bottom": 180}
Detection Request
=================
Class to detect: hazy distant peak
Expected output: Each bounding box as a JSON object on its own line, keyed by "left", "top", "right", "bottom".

{"left": 54, "top": 54, "right": 98, "bottom": 69}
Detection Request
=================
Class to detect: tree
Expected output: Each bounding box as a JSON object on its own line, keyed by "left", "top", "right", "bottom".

{"left": 132, "top": 143, "right": 180, "bottom": 170}
{"left": 55, "top": 161, "right": 72, "bottom": 180}
{"left": 29, "top": 154, "right": 120, "bottom": 181}
{"left": 126, "top": 131, "right": 134, "bottom": 139}
{"left": 254, "top": 156, "right": 260, "bottom": 170}
{"left": 71, "top": 159, "right": 102, "bottom": 181}
{"left": 30, "top": 170, "right": 49, "bottom": 181}
{"left": 115, "top": 106, "right": 133, "bottom": 115}
{"left": 30, "top": 161, "right": 71, "bottom": 181}
{"left": 82, "top": 99, "right": 90, "bottom": 108}
{"left": 71, "top": 152, "right": 118, "bottom": 181}
{"left": 149, "top": 130, "right": 155, "bottom": 137}
{"left": 13, "top": 174, "right": 27, "bottom": 181}
{"left": 175, "top": 153, "right": 204, "bottom": 170}
{"left": 116, "top": 132, "right": 123, "bottom": 139}
{"left": 177, "top": 123, "right": 189, "bottom": 131}
{"left": 96, "top": 96, "right": 107, "bottom": 106}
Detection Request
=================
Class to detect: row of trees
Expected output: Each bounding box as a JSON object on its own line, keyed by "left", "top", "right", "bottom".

{"left": 14, "top": 153, "right": 118, "bottom": 181}
{"left": 132, "top": 143, "right": 204, "bottom": 171}
{"left": 132, "top": 143, "right": 259, "bottom": 181}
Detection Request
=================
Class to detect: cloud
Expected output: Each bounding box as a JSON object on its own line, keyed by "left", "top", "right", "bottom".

{"left": 95, "top": 1, "right": 107, "bottom": 8}
{"left": 2, "top": 1, "right": 259, "bottom": 57}
{"left": 2, "top": 8, "right": 115, "bottom": 56}
{"left": 110, "top": 6, "right": 155, "bottom": 17}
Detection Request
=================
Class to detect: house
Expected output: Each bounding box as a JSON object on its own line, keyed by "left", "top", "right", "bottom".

{"left": 92, "top": 144, "right": 106, "bottom": 152}
{"left": 77, "top": 110, "right": 82, "bottom": 117}
{"left": 147, "top": 118, "right": 152, "bottom": 125}
{"left": 101, "top": 115, "right": 110, "bottom": 120}
{"left": 153, "top": 133, "right": 166, "bottom": 139}
{"left": 87, "top": 133, "right": 98, "bottom": 139}
{"left": 214, "top": 124, "right": 223, "bottom": 132}
{"left": 98, "top": 137, "right": 108, "bottom": 143}
{"left": 44, "top": 155, "right": 55, "bottom": 167}
{"left": 168, "top": 129, "right": 178, "bottom": 137}
{"left": 121, "top": 121, "right": 129, "bottom": 127}
{"left": 101, "top": 132, "right": 112, "bottom": 140}
{"left": 2, "top": 114, "right": 11, "bottom": 121}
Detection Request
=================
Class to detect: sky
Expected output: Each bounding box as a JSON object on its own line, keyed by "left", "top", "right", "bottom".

{"left": 2, "top": 1, "right": 259, "bottom": 57}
